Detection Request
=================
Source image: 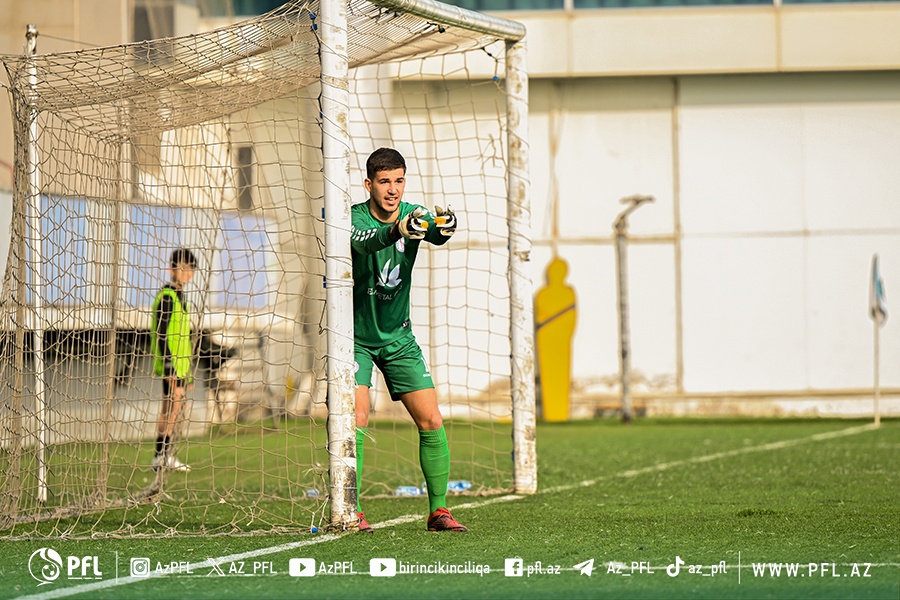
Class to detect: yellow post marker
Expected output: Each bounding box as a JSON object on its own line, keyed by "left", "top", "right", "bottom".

{"left": 535, "top": 257, "right": 577, "bottom": 422}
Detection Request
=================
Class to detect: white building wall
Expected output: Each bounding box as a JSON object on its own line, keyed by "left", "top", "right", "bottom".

{"left": 530, "top": 77, "right": 679, "bottom": 399}
{"left": 513, "top": 4, "right": 900, "bottom": 77}
{"left": 1, "top": 2, "right": 898, "bottom": 417}
{"left": 679, "top": 72, "right": 900, "bottom": 394}
{"left": 530, "top": 70, "right": 900, "bottom": 416}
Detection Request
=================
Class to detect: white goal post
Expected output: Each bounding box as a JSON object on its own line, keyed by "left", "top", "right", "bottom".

{"left": 0, "top": 0, "right": 534, "bottom": 536}
{"left": 319, "top": 0, "right": 534, "bottom": 527}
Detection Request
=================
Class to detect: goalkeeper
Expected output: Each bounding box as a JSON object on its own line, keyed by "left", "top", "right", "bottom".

{"left": 351, "top": 147, "right": 466, "bottom": 533}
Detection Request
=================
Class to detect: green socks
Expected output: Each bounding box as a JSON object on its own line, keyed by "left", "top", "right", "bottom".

{"left": 419, "top": 426, "right": 450, "bottom": 514}
{"left": 358, "top": 426, "right": 450, "bottom": 514}
{"left": 356, "top": 426, "right": 367, "bottom": 512}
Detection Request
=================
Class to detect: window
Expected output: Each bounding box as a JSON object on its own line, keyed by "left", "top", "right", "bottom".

{"left": 210, "top": 213, "right": 275, "bottom": 311}
{"left": 235, "top": 145, "right": 255, "bottom": 211}
{"left": 201, "top": 0, "right": 284, "bottom": 17}
{"left": 123, "top": 204, "right": 186, "bottom": 308}
{"left": 133, "top": 2, "right": 175, "bottom": 42}
{"left": 28, "top": 196, "right": 92, "bottom": 306}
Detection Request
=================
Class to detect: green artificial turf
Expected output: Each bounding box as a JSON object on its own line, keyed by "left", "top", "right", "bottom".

{"left": 0, "top": 418, "right": 896, "bottom": 599}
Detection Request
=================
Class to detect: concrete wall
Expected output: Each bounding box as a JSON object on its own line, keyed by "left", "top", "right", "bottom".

{"left": 513, "top": 4, "right": 900, "bottom": 77}
{"left": 529, "top": 72, "right": 900, "bottom": 417}
{"left": 1, "top": 2, "right": 898, "bottom": 418}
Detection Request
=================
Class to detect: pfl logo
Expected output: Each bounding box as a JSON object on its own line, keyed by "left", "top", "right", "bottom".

{"left": 28, "top": 548, "right": 63, "bottom": 586}
{"left": 28, "top": 547, "right": 102, "bottom": 586}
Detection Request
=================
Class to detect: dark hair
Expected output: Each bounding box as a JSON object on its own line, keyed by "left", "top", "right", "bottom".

{"left": 170, "top": 248, "right": 197, "bottom": 269}
{"left": 366, "top": 147, "right": 406, "bottom": 179}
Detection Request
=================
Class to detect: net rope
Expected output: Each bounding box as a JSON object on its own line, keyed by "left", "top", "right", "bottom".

{"left": 0, "top": 0, "right": 517, "bottom": 538}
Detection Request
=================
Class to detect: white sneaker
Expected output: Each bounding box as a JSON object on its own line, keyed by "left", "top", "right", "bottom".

{"left": 152, "top": 454, "right": 191, "bottom": 472}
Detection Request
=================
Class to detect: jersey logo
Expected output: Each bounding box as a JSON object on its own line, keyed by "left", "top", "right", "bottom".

{"left": 378, "top": 261, "right": 402, "bottom": 289}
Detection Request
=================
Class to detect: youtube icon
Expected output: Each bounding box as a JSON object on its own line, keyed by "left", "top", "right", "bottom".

{"left": 369, "top": 558, "right": 396, "bottom": 577}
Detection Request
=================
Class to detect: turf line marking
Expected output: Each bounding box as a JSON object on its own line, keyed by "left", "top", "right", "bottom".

{"left": 16, "top": 423, "right": 878, "bottom": 600}
{"left": 541, "top": 423, "right": 879, "bottom": 496}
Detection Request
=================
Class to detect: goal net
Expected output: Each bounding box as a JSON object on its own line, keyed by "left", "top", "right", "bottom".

{"left": 0, "top": 0, "right": 533, "bottom": 537}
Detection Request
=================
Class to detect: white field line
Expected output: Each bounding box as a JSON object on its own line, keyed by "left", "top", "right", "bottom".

{"left": 540, "top": 423, "right": 879, "bottom": 495}
{"left": 16, "top": 423, "right": 879, "bottom": 600}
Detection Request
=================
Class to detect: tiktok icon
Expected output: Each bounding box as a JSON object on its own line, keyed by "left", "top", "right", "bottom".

{"left": 667, "top": 556, "right": 685, "bottom": 577}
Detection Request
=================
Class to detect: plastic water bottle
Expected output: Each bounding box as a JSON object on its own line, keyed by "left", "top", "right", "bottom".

{"left": 447, "top": 480, "right": 472, "bottom": 493}
{"left": 395, "top": 486, "right": 423, "bottom": 497}
{"left": 421, "top": 481, "right": 472, "bottom": 494}
{"left": 305, "top": 489, "right": 320, "bottom": 498}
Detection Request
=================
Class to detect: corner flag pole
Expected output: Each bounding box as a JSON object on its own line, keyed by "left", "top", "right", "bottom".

{"left": 874, "top": 316, "right": 880, "bottom": 428}
{"left": 869, "top": 254, "right": 887, "bottom": 427}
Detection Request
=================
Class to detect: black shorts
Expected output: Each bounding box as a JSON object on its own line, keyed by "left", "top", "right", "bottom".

{"left": 162, "top": 377, "right": 187, "bottom": 397}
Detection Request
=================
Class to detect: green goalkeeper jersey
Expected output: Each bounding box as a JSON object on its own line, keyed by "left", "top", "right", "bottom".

{"left": 351, "top": 200, "right": 450, "bottom": 347}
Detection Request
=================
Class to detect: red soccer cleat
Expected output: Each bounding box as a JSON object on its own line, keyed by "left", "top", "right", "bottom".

{"left": 358, "top": 511, "right": 374, "bottom": 533}
{"left": 427, "top": 507, "right": 468, "bottom": 532}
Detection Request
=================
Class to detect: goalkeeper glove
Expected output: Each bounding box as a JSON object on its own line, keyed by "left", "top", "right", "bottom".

{"left": 391, "top": 206, "right": 429, "bottom": 240}
{"left": 433, "top": 205, "right": 457, "bottom": 237}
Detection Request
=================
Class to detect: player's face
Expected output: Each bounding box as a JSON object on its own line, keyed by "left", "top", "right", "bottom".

{"left": 171, "top": 263, "right": 195, "bottom": 289}
{"left": 365, "top": 168, "right": 406, "bottom": 222}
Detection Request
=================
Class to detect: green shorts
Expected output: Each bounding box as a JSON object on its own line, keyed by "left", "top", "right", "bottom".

{"left": 354, "top": 334, "right": 434, "bottom": 400}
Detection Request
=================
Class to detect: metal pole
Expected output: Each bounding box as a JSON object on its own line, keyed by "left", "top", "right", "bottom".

{"left": 506, "top": 39, "right": 536, "bottom": 494}
{"left": 614, "top": 225, "right": 631, "bottom": 424}
{"left": 870, "top": 254, "right": 885, "bottom": 428}
{"left": 319, "top": 0, "right": 357, "bottom": 530}
{"left": 873, "top": 319, "right": 880, "bottom": 427}
{"left": 368, "top": 0, "right": 525, "bottom": 40}
{"left": 614, "top": 194, "right": 654, "bottom": 424}
{"left": 25, "top": 24, "right": 49, "bottom": 505}
{"left": 98, "top": 106, "right": 128, "bottom": 503}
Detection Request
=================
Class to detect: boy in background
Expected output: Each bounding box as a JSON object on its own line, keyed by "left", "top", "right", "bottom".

{"left": 151, "top": 248, "right": 197, "bottom": 472}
